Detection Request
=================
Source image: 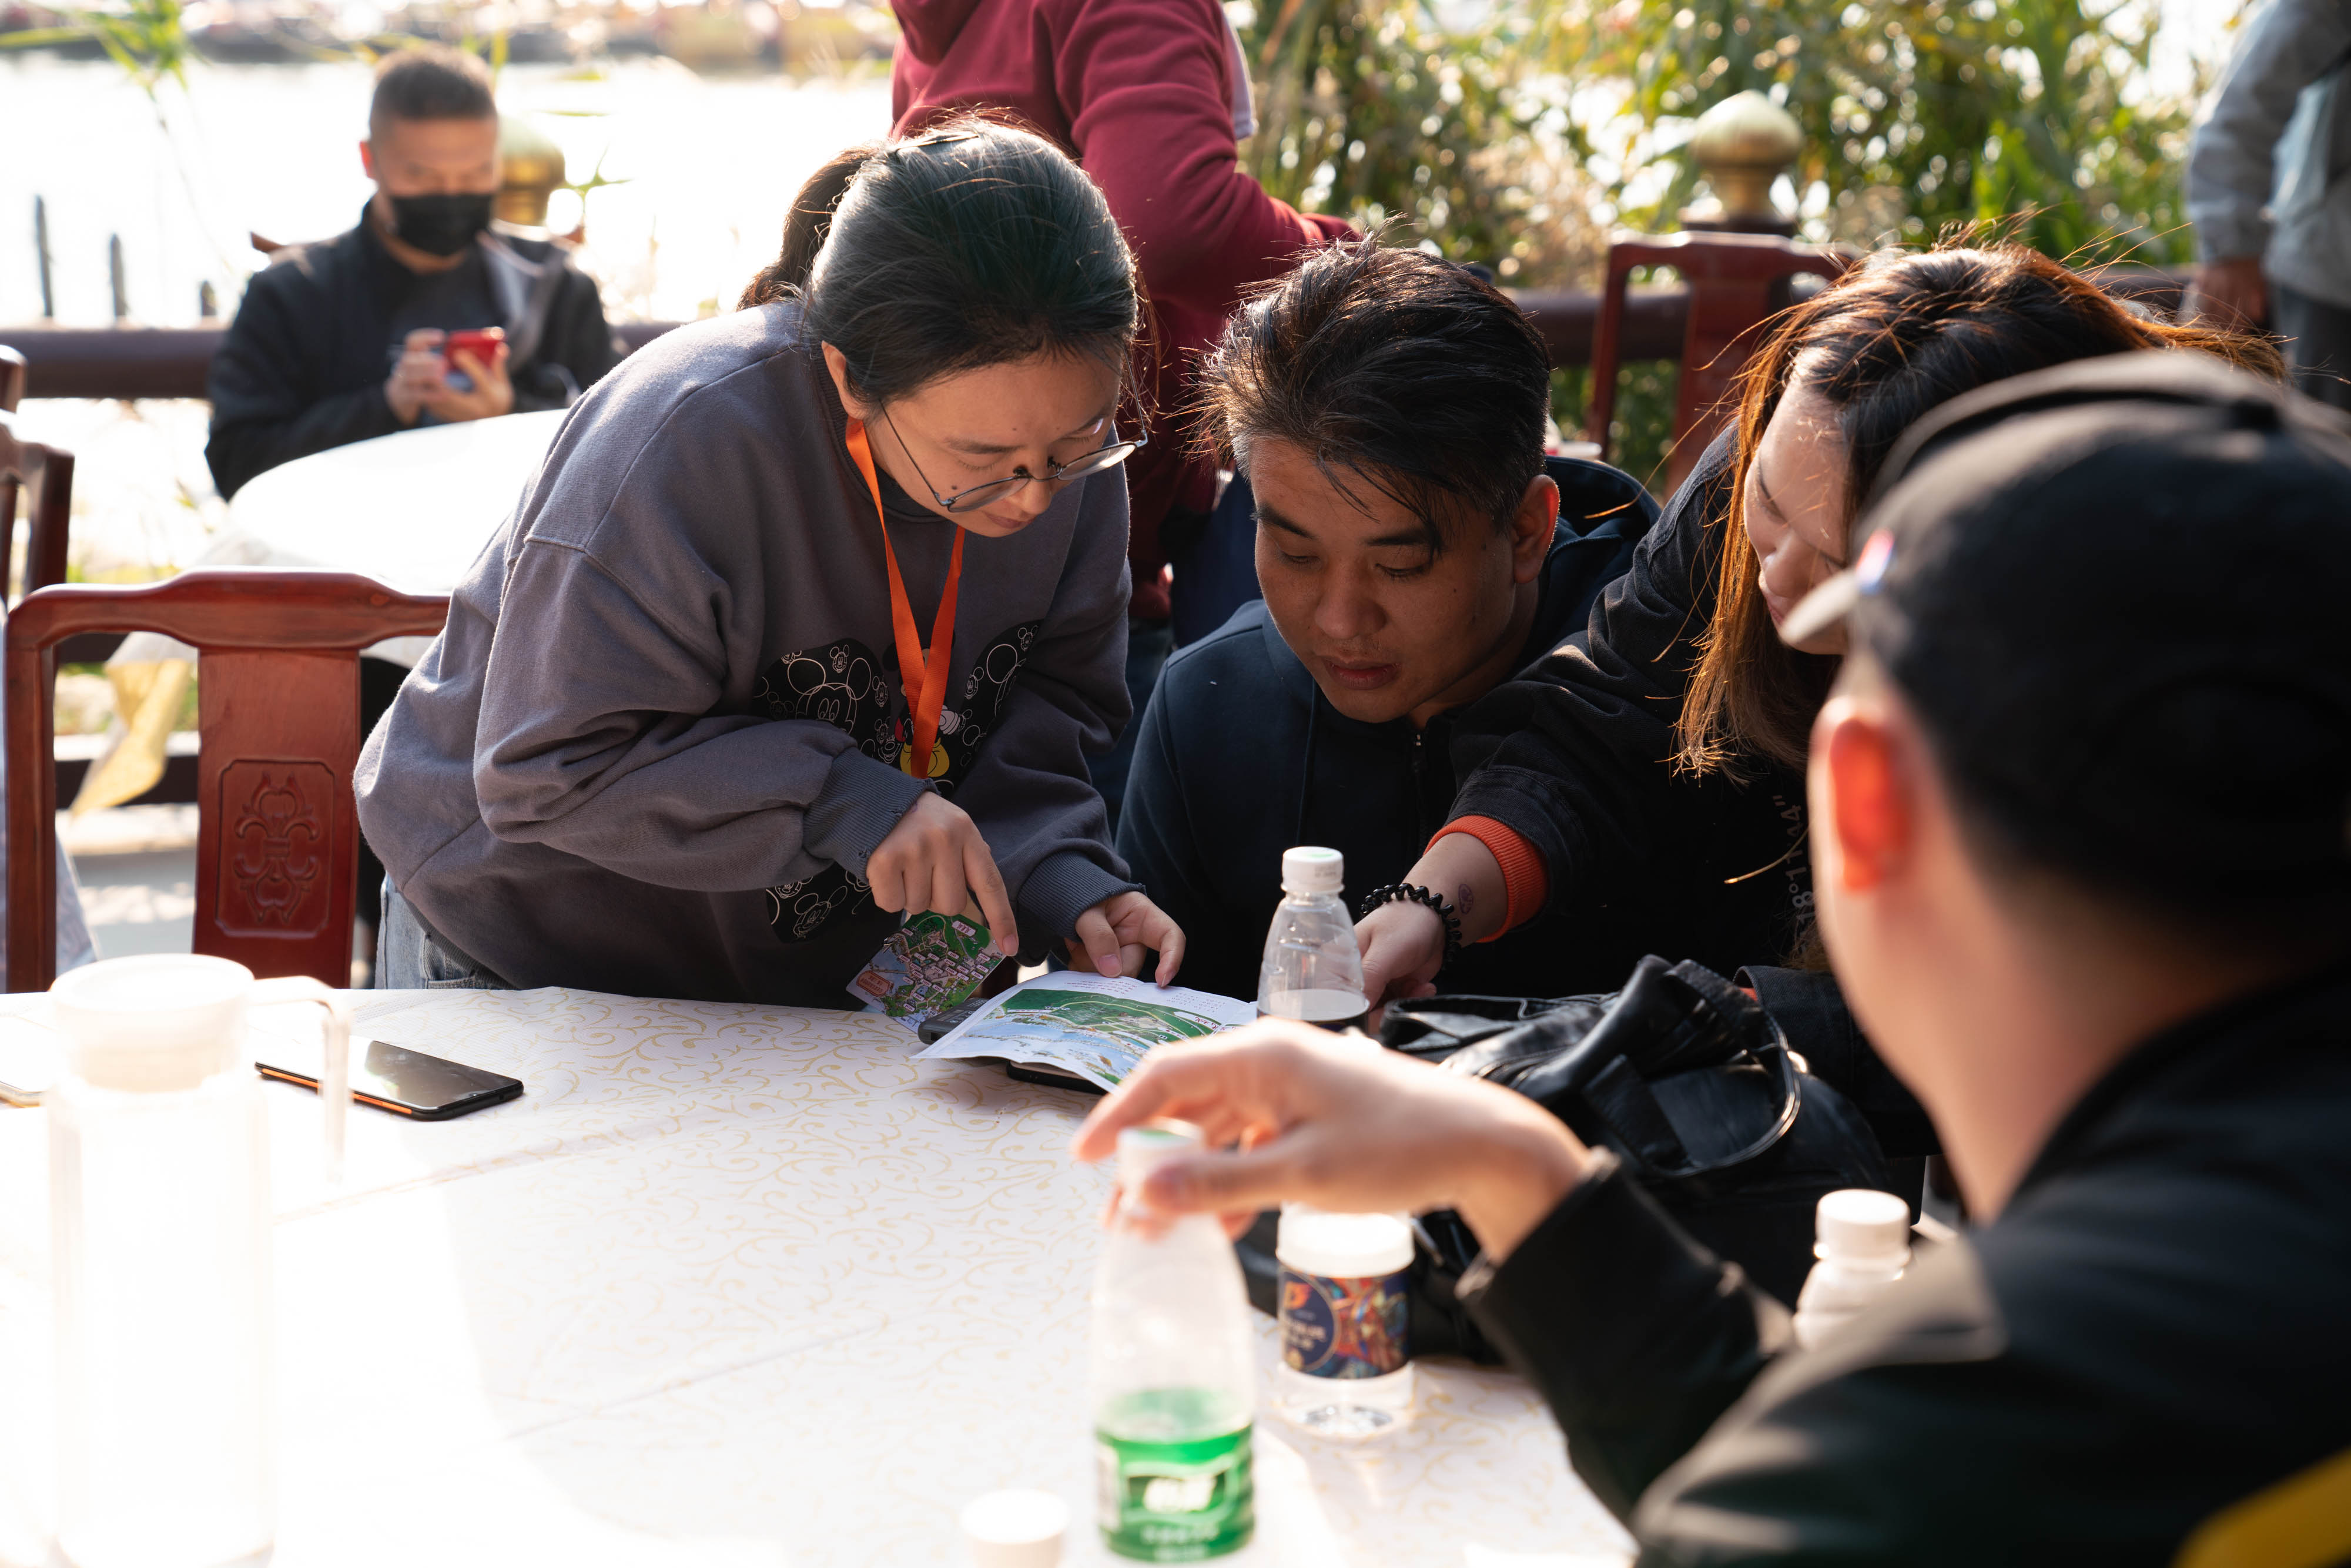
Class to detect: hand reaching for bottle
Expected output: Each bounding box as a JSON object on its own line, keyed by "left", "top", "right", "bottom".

{"left": 1355, "top": 833, "right": 1511, "bottom": 1025}
{"left": 1355, "top": 900, "right": 1446, "bottom": 1023}
{"left": 1072, "top": 1018, "right": 1592, "bottom": 1259}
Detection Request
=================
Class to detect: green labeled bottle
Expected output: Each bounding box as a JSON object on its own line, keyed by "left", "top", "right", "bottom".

{"left": 1092, "top": 1124, "right": 1258, "bottom": 1561}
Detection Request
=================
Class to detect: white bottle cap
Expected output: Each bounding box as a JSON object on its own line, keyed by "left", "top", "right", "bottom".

{"left": 1276, "top": 1206, "right": 1414, "bottom": 1278}
{"left": 959, "top": 1489, "right": 1066, "bottom": 1568}
{"left": 1281, "top": 845, "right": 1345, "bottom": 895}
{"left": 1117, "top": 1120, "right": 1204, "bottom": 1195}
{"left": 1813, "top": 1188, "right": 1912, "bottom": 1263}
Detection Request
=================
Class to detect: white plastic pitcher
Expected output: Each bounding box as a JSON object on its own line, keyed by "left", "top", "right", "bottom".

{"left": 46, "top": 954, "right": 350, "bottom": 1568}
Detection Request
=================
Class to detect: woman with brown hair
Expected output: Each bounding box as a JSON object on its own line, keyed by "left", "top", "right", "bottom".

{"left": 1354, "top": 244, "right": 2281, "bottom": 1007}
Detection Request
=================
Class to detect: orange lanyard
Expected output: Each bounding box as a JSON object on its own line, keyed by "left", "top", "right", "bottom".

{"left": 845, "top": 419, "right": 964, "bottom": 778}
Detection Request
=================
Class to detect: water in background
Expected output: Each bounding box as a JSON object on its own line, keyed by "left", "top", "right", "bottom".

{"left": 2, "top": 55, "right": 895, "bottom": 326}
{"left": 1, "top": 56, "right": 895, "bottom": 575}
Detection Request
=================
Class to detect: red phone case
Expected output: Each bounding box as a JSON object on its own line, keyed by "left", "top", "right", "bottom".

{"left": 444, "top": 329, "right": 503, "bottom": 361}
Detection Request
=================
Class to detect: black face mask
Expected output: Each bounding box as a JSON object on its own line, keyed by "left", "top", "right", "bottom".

{"left": 387, "top": 192, "right": 493, "bottom": 259}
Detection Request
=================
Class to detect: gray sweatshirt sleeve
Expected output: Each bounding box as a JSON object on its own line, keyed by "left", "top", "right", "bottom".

{"left": 949, "top": 465, "right": 1142, "bottom": 954}
{"left": 471, "top": 535, "right": 928, "bottom": 893}
{"left": 2189, "top": 0, "right": 2351, "bottom": 262}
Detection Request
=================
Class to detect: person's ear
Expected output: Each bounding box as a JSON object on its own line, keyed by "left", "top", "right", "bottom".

{"left": 360, "top": 139, "right": 377, "bottom": 182}
{"left": 1814, "top": 695, "right": 1914, "bottom": 892}
{"left": 820, "top": 343, "right": 873, "bottom": 421}
{"left": 1509, "top": 473, "right": 1558, "bottom": 583}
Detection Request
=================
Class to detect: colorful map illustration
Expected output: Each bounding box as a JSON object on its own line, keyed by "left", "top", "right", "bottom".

{"left": 917, "top": 973, "right": 1257, "bottom": 1088}
{"left": 848, "top": 910, "right": 1003, "bottom": 1024}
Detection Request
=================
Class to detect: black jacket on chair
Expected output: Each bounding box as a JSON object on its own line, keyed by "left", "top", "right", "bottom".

{"left": 1114, "top": 454, "right": 1655, "bottom": 1004}
{"left": 1462, "top": 966, "right": 2351, "bottom": 1565}
{"left": 205, "top": 209, "right": 620, "bottom": 500}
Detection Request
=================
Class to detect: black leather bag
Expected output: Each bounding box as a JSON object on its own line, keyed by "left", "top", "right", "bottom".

{"left": 1237, "top": 955, "right": 1894, "bottom": 1364}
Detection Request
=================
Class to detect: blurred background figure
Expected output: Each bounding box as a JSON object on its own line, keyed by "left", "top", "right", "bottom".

{"left": 204, "top": 45, "right": 621, "bottom": 501}
{"left": 888, "top": 0, "right": 1353, "bottom": 827}
{"left": 2186, "top": 0, "right": 2351, "bottom": 407}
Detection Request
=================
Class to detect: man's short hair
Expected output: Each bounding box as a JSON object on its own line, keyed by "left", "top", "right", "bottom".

{"left": 1197, "top": 241, "right": 1552, "bottom": 551}
{"left": 369, "top": 46, "right": 496, "bottom": 141}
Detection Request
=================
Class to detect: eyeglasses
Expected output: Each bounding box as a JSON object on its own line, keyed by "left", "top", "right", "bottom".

{"left": 880, "top": 407, "right": 1145, "bottom": 515}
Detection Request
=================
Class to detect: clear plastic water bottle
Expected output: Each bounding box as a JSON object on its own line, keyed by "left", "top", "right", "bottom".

{"left": 1091, "top": 1123, "right": 1257, "bottom": 1562}
{"left": 1257, "top": 846, "right": 1369, "bottom": 1032}
{"left": 1272, "top": 1205, "right": 1414, "bottom": 1437}
{"left": 1791, "top": 1188, "right": 1913, "bottom": 1350}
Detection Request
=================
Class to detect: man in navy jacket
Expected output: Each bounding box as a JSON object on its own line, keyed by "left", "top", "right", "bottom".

{"left": 1116, "top": 245, "right": 1653, "bottom": 1003}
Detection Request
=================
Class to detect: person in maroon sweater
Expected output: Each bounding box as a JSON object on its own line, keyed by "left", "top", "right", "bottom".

{"left": 890, "top": 0, "right": 1353, "bottom": 817}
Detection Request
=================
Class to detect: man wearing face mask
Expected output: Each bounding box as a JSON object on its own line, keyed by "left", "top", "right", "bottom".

{"left": 205, "top": 46, "right": 620, "bottom": 501}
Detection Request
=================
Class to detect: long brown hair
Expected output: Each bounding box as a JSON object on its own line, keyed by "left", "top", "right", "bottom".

{"left": 1675, "top": 244, "right": 2285, "bottom": 779}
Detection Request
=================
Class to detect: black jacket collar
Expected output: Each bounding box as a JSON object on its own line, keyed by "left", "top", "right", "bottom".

{"left": 2012, "top": 959, "right": 2351, "bottom": 1200}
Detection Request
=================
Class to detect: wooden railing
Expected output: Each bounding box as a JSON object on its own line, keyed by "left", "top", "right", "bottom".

{"left": 0, "top": 271, "right": 2191, "bottom": 401}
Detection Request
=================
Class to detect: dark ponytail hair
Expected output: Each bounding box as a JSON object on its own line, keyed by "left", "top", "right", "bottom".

{"left": 739, "top": 119, "right": 1140, "bottom": 407}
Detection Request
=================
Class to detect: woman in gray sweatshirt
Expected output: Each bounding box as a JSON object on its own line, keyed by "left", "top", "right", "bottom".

{"left": 356, "top": 122, "right": 1185, "bottom": 1004}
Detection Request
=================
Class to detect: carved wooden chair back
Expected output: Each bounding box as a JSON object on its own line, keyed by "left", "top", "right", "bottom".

{"left": 5, "top": 570, "right": 448, "bottom": 991}
{"left": 0, "top": 410, "right": 73, "bottom": 606}
{"left": 1588, "top": 230, "right": 1858, "bottom": 494}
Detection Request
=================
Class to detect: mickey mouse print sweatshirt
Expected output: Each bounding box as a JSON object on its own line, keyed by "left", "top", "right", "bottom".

{"left": 355, "top": 301, "right": 1140, "bottom": 1005}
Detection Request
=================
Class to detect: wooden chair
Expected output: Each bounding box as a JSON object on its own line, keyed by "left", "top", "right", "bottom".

{"left": 5, "top": 570, "right": 448, "bottom": 991}
{"left": 0, "top": 411, "right": 72, "bottom": 606}
{"left": 1588, "top": 230, "right": 1859, "bottom": 493}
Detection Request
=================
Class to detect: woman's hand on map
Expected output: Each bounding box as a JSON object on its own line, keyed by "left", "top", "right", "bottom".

{"left": 868, "top": 793, "right": 1020, "bottom": 951}
{"left": 1070, "top": 1020, "right": 1592, "bottom": 1259}
{"left": 1069, "top": 892, "right": 1186, "bottom": 985}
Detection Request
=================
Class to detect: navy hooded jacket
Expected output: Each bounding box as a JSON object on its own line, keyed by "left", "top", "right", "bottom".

{"left": 1116, "top": 455, "right": 1656, "bottom": 1004}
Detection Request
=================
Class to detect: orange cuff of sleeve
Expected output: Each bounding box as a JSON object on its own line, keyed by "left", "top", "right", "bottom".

{"left": 1429, "top": 816, "right": 1550, "bottom": 941}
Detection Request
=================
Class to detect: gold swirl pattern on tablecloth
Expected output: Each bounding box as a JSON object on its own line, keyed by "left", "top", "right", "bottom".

{"left": 0, "top": 987, "right": 1635, "bottom": 1567}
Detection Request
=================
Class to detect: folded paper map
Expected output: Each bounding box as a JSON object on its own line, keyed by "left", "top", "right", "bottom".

{"left": 917, "top": 971, "right": 1257, "bottom": 1090}
{"left": 848, "top": 909, "right": 1004, "bottom": 1025}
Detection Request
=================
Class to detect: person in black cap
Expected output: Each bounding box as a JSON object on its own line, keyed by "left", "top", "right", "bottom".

{"left": 1074, "top": 349, "right": 2351, "bottom": 1564}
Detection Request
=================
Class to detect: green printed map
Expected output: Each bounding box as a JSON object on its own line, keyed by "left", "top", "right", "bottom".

{"left": 998, "top": 990, "right": 1224, "bottom": 1044}
{"left": 848, "top": 910, "right": 1002, "bottom": 1022}
{"left": 917, "top": 974, "right": 1257, "bottom": 1088}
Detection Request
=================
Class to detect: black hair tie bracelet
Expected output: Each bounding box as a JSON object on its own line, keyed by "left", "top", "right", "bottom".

{"left": 1357, "top": 882, "right": 1463, "bottom": 971}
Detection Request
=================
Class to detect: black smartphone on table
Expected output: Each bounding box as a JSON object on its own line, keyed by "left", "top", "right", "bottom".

{"left": 257, "top": 1040, "right": 523, "bottom": 1121}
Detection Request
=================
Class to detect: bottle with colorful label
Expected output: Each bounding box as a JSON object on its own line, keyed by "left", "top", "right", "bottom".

{"left": 1273, "top": 1206, "right": 1415, "bottom": 1437}
{"left": 1091, "top": 1124, "right": 1258, "bottom": 1560}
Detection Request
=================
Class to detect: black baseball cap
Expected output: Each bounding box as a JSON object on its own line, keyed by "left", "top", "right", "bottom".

{"left": 1783, "top": 350, "right": 2351, "bottom": 924}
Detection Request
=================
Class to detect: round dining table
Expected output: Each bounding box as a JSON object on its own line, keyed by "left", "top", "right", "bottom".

{"left": 119, "top": 407, "right": 570, "bottom": 671}
{"left": 0, "top": 989, "right": 1635, "bottom": 1567}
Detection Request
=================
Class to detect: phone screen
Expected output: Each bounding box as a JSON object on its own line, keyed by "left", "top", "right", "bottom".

{"left": 256, "top": 1040, "right": 521, "bottom": 1120}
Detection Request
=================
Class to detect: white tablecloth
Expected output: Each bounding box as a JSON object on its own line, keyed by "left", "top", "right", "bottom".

{"left": 0, "top": 989, "right": 1633, "bottom": 1567}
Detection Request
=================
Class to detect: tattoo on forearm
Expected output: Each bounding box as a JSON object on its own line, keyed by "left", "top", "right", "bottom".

{"left": 1456, "top": 883, "right": 1475, "bottom": 917}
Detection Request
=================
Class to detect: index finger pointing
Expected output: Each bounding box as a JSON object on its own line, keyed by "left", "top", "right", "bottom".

{"left": 1151, "top": 918, "right": 1186, "bottom": 987}
{"left": 1070, "top": 1030, "right": 1297, "bottom": 1163}
{"left": 1071, "top": 1057, "right": 1185, "bottom": 1164}
{"left": 963, "top": 836, "right": 1017, "bottom": 957}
